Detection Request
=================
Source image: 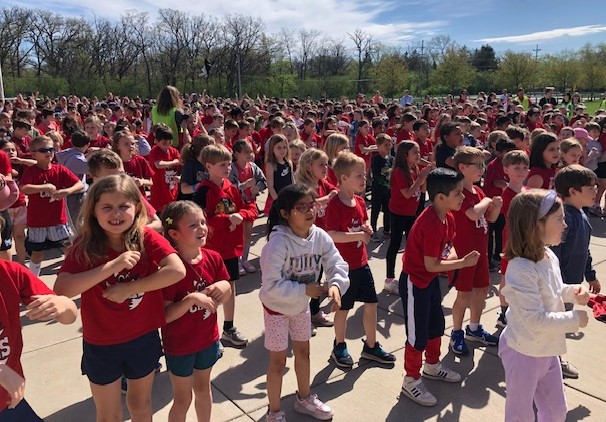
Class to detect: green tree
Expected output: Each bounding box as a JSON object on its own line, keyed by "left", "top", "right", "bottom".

{"left": 495, "top": 51, "right": 537, "bottom": 91}
{"left": 428, "top": 47, "right": 475, "bottom": 93}
{"left": 470, "top": 44, "right": 498, "bottom": 71}
{"left": 371, "top": 53, "right": 407, "bottom": 98}
{"left": 539, "top": 52, "right": 580, "bottom": 93}
{"left": 578, "top": 43, "right": 606, "bottom": 100}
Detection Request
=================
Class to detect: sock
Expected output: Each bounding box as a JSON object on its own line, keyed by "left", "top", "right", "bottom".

{"left": 469, "top": 322, "right": 480, "bottom": 331}
{"left": 242, "top": 243, "right": 250, "bottom": 263}
{"left": 223, "top": 320, "right": 234, "bottom": 331}
{"left": 501, "top": 305, "right": 508, "bottom": 315}
{"left": 29, "top": 261, "right": 41, "bottom": 277}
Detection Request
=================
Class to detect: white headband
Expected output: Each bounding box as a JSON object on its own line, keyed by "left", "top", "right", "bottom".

{"left": 538, "top": 190, "right": 558, "bottom": 219}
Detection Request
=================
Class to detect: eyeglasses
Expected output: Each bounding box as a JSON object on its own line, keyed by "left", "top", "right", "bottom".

{"left": 34, "top": 147, "right": 55, "bottom": 153}
{"left": 465, "top": 162, "right": 485, "bottom": 169}
{"left": 292, "top": 202, "right": 317, "bottom": 214}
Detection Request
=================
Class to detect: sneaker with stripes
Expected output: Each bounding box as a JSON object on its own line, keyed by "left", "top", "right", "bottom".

{"left": 401, "top": 376, "right": 437, "bottom": 407}
{"left": 422, "top": 362, "right": 462, "bottom": 383}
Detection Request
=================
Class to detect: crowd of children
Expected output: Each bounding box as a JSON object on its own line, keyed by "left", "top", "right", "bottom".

{"left": 0, "top": 88, "right": 604, "bottom": 421}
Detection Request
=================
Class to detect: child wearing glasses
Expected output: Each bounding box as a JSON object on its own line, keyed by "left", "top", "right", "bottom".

{"left": 19, "top": 135, "right": 83, "bottom": 276}
{"left": 449, "top": 147, "right": 502, "bottom": 356}
{"left": 260, "top": 184, "right": 348, "bottom": 422}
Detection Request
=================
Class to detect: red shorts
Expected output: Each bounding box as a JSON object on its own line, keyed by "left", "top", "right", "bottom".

{"left": 454, "top": 254, "right": 489, "bottom": 292}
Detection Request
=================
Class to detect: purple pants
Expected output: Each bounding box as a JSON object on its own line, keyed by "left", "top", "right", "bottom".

{"left": 498, "top": 336, "right": 567, "bottom": 422}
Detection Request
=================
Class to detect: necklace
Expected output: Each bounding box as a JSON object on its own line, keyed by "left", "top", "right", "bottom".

{"left": 183, "top": 250, "right": 205, "bottom": 287}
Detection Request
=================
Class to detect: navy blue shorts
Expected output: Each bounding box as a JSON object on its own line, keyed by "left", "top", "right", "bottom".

{"left": 224, "top": 257, "right": 240, "bottom": 281}
{"left": 165, "top": 341, "right": 222, "bottom": 377}
{"left": 81, "top": 330, "right": 163, "bottom": 385}
{"left": 340, "top": 264, "right": 378, "bottom": 310}
{"left": 399, "top": 273, "right": 445, "bottom": 351}
{"left": 0, "top": 210, "right": 12, "bottom": 252}
{"left": 0, "top": 399, "right": 43, "bottom": 422}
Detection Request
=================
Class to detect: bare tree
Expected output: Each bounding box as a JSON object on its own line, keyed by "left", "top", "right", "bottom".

{"left": 348, "top": 29, "right": 375, "bottom": 93}
{"left": 0, "top": 7, "right": 32, "bottom": 78}
{"left": 298, "top": 29, "right": 321, "bottom": 80}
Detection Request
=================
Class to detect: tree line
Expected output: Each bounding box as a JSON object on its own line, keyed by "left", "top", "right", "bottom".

{"left": 2, "top": 6, "right": 606, "bottom": 100}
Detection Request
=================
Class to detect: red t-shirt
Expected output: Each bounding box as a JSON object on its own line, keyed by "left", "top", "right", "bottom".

{"left": 148, "top": 145, "right": 181, "bottom": 211}
{"left": 233, "top": 161, "right": 254, "bottom": 203}
{"left": 354, "top": 132, "right": 376, "bottom": 169}
{"left": 315, "top": 178, "right": 337, "bottom": 230}
{"left": 415, "top": 137, "right": 433, "bottom": 162}
{"left": 10, "top": 136, "right": 31, "bottom": 158}
{"left": 20, "top": 164, "right": 81, "bottom": 227}
{"left": 123, "top": 155, "right": 155, "bottom": 196}
{"left": 198, "top": 178, "right": 258, "bottom": 260}
{"left": 324, "top": 195, "right": 368, "bottom": 270}
{"left": 452, "top": 186, "right": 489, "bottom": 257}
{"left": 301, "top": 132, "right": 322, "bottom": 148}
{"left": 0, "top": 150, "right": 11, "bottom": 176}
{"left": 0, "top": 261, "right": 54, "bottom": 412}
{"left": 89, "top": 135, "right": 110, "bottom": 149}
{"left": 161, "top": 248, "right": 229, "bottom": 355}
{"left": 483, "top": 157, "right": 507, "bottom": 198}
{"left": 527, "top": 167, "right": 557, "bottom": 190}
{"left": 500, "top": 186, "right": 527, "bottom": 274}
{"left": 387, "top": 127, "right": 412, "bottom": 143}
{"left": 389, "top": 167, "right": 420, "bottom": 216}
{"left": 60, "top": 228, "right": 176, "bottom": 345}
{"left": 403, "top": 206, "right": 455, "bottom": 288}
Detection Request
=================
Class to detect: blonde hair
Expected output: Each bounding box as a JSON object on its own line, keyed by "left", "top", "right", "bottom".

{"left": 29, "top": 135, "right": 53, "bottom": 151}
{"left": 453, "top": 146, "right": 485, "bottom": 171}
{"left": 295, "top": 148, "right": 328, "bottom": 188}
{"left": 559, "top": 138, "right": 582, "bottom": 154}
{"left": 504, "top": 189, "right": 562, "bottom": 262}
{"left": 87, "top": 149, "right": 123, "bottom": 177}
{"left": 111, "top": 130, "right": 134, "bottom": 154}
{"left": 323, "top": 133, "right": 349, "bottom": 163}
{"left": 70, "top": 174, "right": 147, "bottom": 266}
{"left": 333, "top": 151, "right": 365, "bottom": 182}
{"left": 161, "top": 200, "right": 204, "bottom": 246}
{"left": 486, "top": 130, "right": 508, "bottom": 147}
{"left": 266, "top": 134, "right": 292, "bottom": 166}
{"left": 201, "top": 144, "right": 232, "bottom": 166}
{"left": 288, "top": 139, "right": 307, "bottom": 154}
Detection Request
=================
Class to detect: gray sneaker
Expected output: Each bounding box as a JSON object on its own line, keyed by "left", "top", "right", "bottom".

{"left": 401, "top": 376, "right": 437, "bottom": 407}
{"left": 265, "top": 410, "right": 286, "bottom": 422}
{"left": 560, "top": 359, "right": 579, "bottom": 379}
{"left": 222, "top": 327, "right": 248, "bottom": 346}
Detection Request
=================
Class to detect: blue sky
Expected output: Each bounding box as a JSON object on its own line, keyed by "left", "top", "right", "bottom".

{"left": 10, "top": 0, "right": 606, "bottom": 55}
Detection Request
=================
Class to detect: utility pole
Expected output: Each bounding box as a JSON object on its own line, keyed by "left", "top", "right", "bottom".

{"left": 236, "top": 50, "right": 242, "bottom": 99}
{"left": 0, "top": 61, "right": 4, "bottom": 103}
{"left": 533, "top": 44, "right": 541, "bottom": 61}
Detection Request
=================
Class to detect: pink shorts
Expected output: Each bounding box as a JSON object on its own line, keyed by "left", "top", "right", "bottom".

{"left": 263, "top": 307, "right": 311, "bottom": 352}
{"left": 8, "top": 206, "right": 27, "bottom": 227}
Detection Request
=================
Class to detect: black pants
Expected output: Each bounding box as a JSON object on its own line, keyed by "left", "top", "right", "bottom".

{"left": 371, "top": 184, "right": 390, "bottom": 232}
{"left": 386, "top": 213, "right": 416, "bottom": 278}
{"left": 488, "top": 213, "right": 505, "bottom": 261}
{"left": 310, "top": 266, "right": 324, "bottom": 315}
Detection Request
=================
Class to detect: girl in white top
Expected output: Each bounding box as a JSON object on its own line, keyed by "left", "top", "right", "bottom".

{"left": 500, "top": 189, "right": 589, "bottom": 422}
{"left": 260, "top": 183, "right": 349, "bottom": 422}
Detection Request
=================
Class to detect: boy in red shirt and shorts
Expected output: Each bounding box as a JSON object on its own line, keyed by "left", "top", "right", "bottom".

{"left": 399, "top": 168, "right": 480, "bottom": 406}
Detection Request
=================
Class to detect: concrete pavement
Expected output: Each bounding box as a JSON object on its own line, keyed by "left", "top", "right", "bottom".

{"left": 19, "top": 197, "right": 606, "bottom": 421}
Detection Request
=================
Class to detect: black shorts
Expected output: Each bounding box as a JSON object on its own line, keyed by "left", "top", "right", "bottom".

{"left": 224, "top": 257, "right": 240, "bottom": 282}
{"left": 0, "top": 210, "right": 12, "bottom": 252}
{"left": 0, "top": 399, "right": 43, "bottom": 421}
{"left": 596, "top": 162, "right": 606, "bottom": 179}
{"left": 340, "top": 264, "right": 378, "bottom": 310}
{"left": 81, "top": 330, "right": 163, "bottom": 385}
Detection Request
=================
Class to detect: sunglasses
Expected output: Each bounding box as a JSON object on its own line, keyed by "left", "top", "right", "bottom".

{"left": 34, "top": 147, "right": 55, "bottom": 153}
{"left": 292, "top": 202, "right": 317, "bottom": 214}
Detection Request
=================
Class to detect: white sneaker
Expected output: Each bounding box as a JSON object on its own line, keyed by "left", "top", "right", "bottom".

{"left": 383, "top": 278, "right": 399, "bottom": 295}
{"left": 422, "top": 362, "right": 462, "bottom": 383}
{"left": 294, "top": 392, "right": 333, "bottom": 420}
{"left": 401, "top": 376, "right": 437, "bottom": 407}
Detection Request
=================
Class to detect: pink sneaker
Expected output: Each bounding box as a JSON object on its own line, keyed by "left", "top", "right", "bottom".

{"left": 265, "top": 409, "right": 286, "bottom": 422}
{"left": 294, "top": 392, "right": 333, "bottom": 420}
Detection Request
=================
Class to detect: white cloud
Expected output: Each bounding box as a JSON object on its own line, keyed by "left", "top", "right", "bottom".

{"left": 475, "top": 25, "right": 606, "bottom": 44}
{"left": 13, "top": 0, "right": 446, "bottom": 47}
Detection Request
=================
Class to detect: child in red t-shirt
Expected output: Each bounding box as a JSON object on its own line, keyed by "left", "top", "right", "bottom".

{"left": 385, "top": 141, "right": 434, "bottom": 294}
{"left": 449, "top": 147, "right": 502, "bottom": 356}
{"left": 323, "top": 133, "right": 350, "bottom": 187}
{"left": 399, "top": 168, "right": 478, "bottom": 407}
{"left": 160, "top": 201, "right": 231, "bottom": 422}
{"left": 496, "top": 150, "right": 529, "bottom": 327}
{"left": 20, "top": 136, "right": 84, "bottom": 276}
{"left": 353, "top": 120, "right": 377, "bottom": 171}
{"left": 294, "top": 148, "right": 339, "bottom": 328}
{"left": 526, "top": 133, "right": 559, "bottom": 189}
{"left": 148, "top": 125, "right": 181, "bottom": 211}
{"left": 195, "top": 145, "right": 258, "bottom": 347}
{"left": 84, "top": 116, "right": 110, "bottom": 149}
{"left": 324, "top": 152, "right": 396, "bottom": 368}
{"left": 54, "top": 174, "right": 186, "bottom": 421}
{"left": 229, "top": 140, "right": 267, "bottom": 274}
{"left": 113, "top": 130, "right": 154, "bottom": 196}
{"left": 0, "top": 258, "right": 76, "bottom": 419}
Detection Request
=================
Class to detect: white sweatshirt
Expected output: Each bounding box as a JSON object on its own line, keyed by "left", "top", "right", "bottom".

{"left": 502, "top": 248, "right": 582, "bottom": 357}
{"left": 259, "top": 225, "right": 350, "bottom": 316}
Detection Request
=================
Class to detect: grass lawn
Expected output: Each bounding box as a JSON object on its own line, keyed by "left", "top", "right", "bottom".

{"left": 584, "top": 101, "right": 604, "bottom": 115}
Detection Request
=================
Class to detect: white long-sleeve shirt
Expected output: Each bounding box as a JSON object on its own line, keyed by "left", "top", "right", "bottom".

{"left": 502, "top": 248, "right": 582, "bottom": 357}
{"left": 259, "top": 225, "right": 349, "bottom": 316}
